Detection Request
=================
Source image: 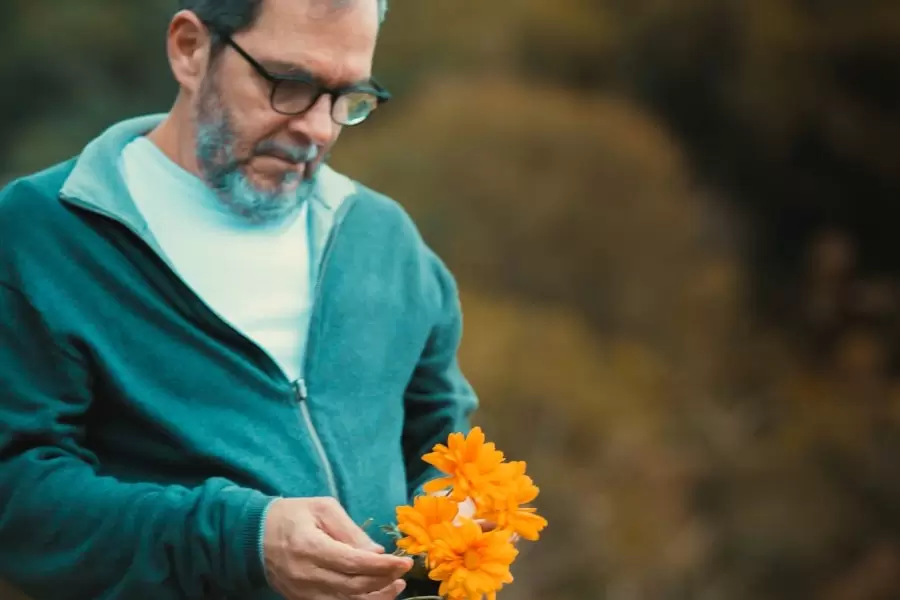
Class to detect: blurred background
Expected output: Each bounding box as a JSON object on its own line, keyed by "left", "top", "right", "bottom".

{"left": 2, "top": 1, "right": 900, "bottom": 598}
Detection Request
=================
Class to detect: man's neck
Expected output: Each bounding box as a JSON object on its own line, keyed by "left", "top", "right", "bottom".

{"left": 145, "top": 102, "right": 203, "bottom": 182}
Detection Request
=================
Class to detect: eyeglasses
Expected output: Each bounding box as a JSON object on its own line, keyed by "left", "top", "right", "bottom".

{"left": 210, "top": 29, "right": 391, "bottom": 126}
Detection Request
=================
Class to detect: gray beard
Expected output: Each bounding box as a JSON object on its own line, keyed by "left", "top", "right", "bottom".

{"left": 192, "top": 78, "right": 320, "bottom": 225}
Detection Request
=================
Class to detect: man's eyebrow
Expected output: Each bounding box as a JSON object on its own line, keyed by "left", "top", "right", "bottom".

{"left": 259, "top": 60, "right": 314, "bottom": 77}
{"left": 259, "top": 60, "right": 374, "bottom": 88}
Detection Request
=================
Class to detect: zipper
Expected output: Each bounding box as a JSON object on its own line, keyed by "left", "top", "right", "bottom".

{"left": 293, "top": 378, "right": 339, "bottom": 498}
{"left": 290, "top": 205, "right": 346, "bottom": 500}
{"left": 61, "top": 192, "right": 355, "bottom": 502}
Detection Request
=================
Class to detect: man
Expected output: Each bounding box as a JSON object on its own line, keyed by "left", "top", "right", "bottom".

{"left": 0, "top": 0, "right": 478, "bottom": 599}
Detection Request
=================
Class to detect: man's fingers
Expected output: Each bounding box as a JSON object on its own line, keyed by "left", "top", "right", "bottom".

{"left": 353, "top": 578, "right": 407, "bottom": 600}
{"left": 306, "top": 565, "right": 400, "bottom": 596}
{"left": 315, "top": 498, "right": 383, "bottom": 552}
{"left": 475, "top": 519, "right": 521, "bottom": 543}
{"left": 312, "top": 534, "right": 414, "bottom": 577}
{"left": 476, "top": 518, "right": 497, "bottom": 532}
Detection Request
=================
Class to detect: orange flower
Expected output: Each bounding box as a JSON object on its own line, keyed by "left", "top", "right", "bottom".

{"left": 427, "top": 518, "right": 517, "bottom": 600}
{"left": 422, "top": 427, "right": 506, "bottom": 502}
{"left": 395, "top": 494, "right": 459, "bottom": 556}
{"left": 475, "top": 462, "right": 548, "bottom": 541}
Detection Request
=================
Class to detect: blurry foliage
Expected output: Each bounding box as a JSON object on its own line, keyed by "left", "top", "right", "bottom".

{"left": 611, "top": 0, "right": 900, "bottom": 293}
{"left": 2, "top": 0, "right": 900, "bottom": 599}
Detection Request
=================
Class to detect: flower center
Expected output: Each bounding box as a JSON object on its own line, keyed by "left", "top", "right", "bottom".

{"left": 463, "top": 549, "right": 481, "bottom": 571}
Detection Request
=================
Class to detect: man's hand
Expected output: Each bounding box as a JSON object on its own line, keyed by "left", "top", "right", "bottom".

{"left": 263, "top": 497, "right": 414, "bottom": 600}
{"left": 475, "top": 519, "right": 520, "bottom": 544}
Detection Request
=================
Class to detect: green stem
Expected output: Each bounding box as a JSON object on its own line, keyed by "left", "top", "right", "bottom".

{"left": 403, "top": 596, "right": 443, "bottom": 600}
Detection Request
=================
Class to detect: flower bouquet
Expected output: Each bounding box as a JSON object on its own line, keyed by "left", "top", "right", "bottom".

{"left": 383, "top": 427, "right": 547, "bottom": 600}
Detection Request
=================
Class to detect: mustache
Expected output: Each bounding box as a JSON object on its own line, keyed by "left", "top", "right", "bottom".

{"left": 252, "top": 140, "right": 319, "bottom": 164}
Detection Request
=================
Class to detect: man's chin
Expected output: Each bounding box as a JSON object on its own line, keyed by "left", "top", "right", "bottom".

{"left": 246, "top": 178, "right": 317, "bottom": 210}
{"left": 220, "top": 192, "right": 305, "bottom": 225}
{"left": 245, "top": 162, "right": 320, "bottom": 190}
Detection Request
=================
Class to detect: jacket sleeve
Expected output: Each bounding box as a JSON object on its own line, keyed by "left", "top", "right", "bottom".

{"left": 0, "top": 283, "right": 274, "bottom": 600}
{"left": 402, "top": 252, "right": 479, "bottom": 499}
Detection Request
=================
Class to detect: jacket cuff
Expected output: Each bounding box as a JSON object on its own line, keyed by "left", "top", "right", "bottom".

{"left": 257, "top": 498, "right": 280, "bottom": 585}
{"left": 231, "top": 491, "right": 277, "bottom": 591}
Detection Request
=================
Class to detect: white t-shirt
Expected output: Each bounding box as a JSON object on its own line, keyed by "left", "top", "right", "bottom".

{"left": 120, "top": 136, "right": 312, "bottom": 382}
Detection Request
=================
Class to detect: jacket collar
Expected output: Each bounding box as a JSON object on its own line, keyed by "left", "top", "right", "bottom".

{"left": 59, "top": 113, "right": 357, "bottom": 227}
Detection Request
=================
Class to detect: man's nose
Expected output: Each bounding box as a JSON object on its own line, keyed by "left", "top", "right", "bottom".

{"left": 287, "top": 95, "right": 337, "bottom": 148}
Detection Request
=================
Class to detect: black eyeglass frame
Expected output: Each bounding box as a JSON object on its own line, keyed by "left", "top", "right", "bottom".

{"left": 208, "top": 27, "right": 392, "bottom": 126}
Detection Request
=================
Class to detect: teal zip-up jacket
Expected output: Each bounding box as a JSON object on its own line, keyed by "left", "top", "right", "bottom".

{"left": 0, "top": 116, "right": 477, "bottom": 599}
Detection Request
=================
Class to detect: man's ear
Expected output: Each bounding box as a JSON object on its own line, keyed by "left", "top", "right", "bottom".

{"left": 166, "top": 10, "right": 212, "bottom": 94}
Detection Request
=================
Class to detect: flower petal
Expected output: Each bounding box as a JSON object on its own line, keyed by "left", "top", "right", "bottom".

{"left": 463, "top": 427, "right": 486, "bottom": 462}
{"left": 423, "top": 477, "right": 454, "bottom": 494}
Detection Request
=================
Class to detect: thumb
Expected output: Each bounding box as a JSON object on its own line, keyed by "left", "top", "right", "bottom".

{"left": 475, "top": 518, "right": 497, "bottom": 532}
{"left": 317, "top": 500, "right": 384, "bottom": 552}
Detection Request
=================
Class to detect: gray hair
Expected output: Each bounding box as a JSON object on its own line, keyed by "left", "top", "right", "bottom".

{"left": 179, "top": 0, "right": 388, "bottom": 41}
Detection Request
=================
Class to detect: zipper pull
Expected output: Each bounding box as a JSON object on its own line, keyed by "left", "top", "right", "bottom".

{"left": 293, "top": 378, "right": 308, "bottom": 401}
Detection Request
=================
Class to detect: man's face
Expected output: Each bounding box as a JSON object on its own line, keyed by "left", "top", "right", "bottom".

{"left": 192, "top": 0, "right": 379, "bottom": 223}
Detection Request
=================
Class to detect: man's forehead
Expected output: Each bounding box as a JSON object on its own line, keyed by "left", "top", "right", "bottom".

{"left": 306, "top": 0, "right": 361, "bottom": 20}
{"left": 247, "top": 0, "right": 379, "bottom": 48}
{"left": 254, "top": 0, "right": 378, "bottom": 29}
{"left": 243, "top": 0, "right": 378, "bottom": 83}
